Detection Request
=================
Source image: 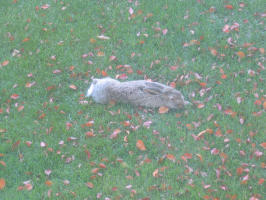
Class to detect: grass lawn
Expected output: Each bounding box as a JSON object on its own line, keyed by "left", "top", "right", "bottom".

{"left": 0, "top": 0, "right": 265, "bottom": 199}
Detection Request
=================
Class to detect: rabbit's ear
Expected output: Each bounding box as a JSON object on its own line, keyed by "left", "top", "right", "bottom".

{"left": 144, "top": 82, "right": 164, "bottom": 95}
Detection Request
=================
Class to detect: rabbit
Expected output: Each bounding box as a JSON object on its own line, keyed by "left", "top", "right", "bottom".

{"left": 86, "top": 77, "right": 190, "bottom": 109}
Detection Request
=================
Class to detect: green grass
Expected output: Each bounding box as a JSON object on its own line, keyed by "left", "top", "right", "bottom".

{"left": 0, "top": 0, "right": 265, "bottom": 199}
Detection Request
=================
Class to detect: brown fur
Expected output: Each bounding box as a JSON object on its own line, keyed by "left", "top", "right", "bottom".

{"left": 86, "top": 77, "right": 190, "bottom": 109}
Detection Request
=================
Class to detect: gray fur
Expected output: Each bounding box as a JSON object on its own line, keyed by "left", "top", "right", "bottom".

{"left": 86, "top": 77, "right": 190, "bottom": 109}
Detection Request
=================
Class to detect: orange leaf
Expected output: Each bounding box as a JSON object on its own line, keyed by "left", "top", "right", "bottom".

{"left": 69, "top": 84, "right": 77, "bottom": 90}
{"left": 221, "top": 74, "right": 227, "bottom": 79}
{"left": 110, "top": 128, "right": 121, "bottom": 139}
{"left": 101, "top": 70, "right": 108, "bottom": 77}
{"left": 136, "top": 140, "right": 146, "bottom": 151}
{"left": 97, "top": 51, "right": 105, "bottom": 56}
{"left": 45, "top": 180, "right": 53, "bottom": 187}
{"left": 1, "top": 60, "right": 9, "bottom": 66}
{"left": 183, "top": 153, "right": 192, "bottom": 159}
{"left": 11, "top": 93, "right": 19, "bottom": 100}
{"left": 197, "top": 103, "right": 205, "bottom": 109}
{"left": 17, "top": 105, "right": 24, "bottom": 112}
{"left": 152, "top": 168, "right": 159, "bottom": 177}
{"left": 166, "top": 154, "right": 175, "bottom": 161}
{"left": 260, "top": 142, "right": 266, "bottom": 149}
{"left": 196, "top": 154, "right": 203, "bottom": 162}
{"left": 0, "top": 161, "right": 6, "bottom": 167}
{"left": 90, "top": 38, "right": 96, "bottom": 43}
{"left": 22, "top": 37, "right": 30, "bottom": 42}
{"left": 225, "top": 5, "right": 233, "bottom": 9}
{"left": 236, "top": 51, "right": 245, "bottom": 58}
{"left": 236, "top": 167, "right": 243, "bottom": 175}
{"left": 158, "top": 106, "right": 169, "bottom": 114}
{"left": 86, "top": 182, "right": 94, "bottom": 188}
{"left": 258, "top": 178, "right": 264, "bottom": 185}
{"left": 39, "top": 113, "right": 46, "bottom": 119}
{"left": 0, "top": 178, "right": 5, "bottom": 190}
{"left": 209, "top": 47, "right": 217, "bottom": 56}
{"left": 263, "top": 101, "right": 266, "bottom": 110}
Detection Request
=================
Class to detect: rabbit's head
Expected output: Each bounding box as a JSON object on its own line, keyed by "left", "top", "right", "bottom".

{"left": 162, "top": 88, "right": 189, "bottom": 109}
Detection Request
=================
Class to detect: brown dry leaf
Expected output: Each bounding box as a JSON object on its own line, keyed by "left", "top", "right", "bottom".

{"left": 17, "top": 105, "right": 24, "bottom": 112}
{"left": 260, "top": 142, "right": 266, "bottom": 149}
{"left": 22, "top": 38, "right": 30, "bottom": 42}
{"left": 90, "top": 38, "right": 96, "bottom": 43}
{"left": 152, "top": 168, "right": 159, "bottom": 177}
{"left": 259, "top": 48, "right": 264, "bottom": 54}
{"left": 225, "top": 5, "right": 233, "bottom": 9}
{"left": 110, "top": 128, "right": 121, "bottom": 139}
{"left": 197, "top": 103, "right": 205, "bottom": 109}
{"left": 136, "top": 140, "right": 146, "bottom": 151}
{"left": 109, "top": 55, "right": 116, "bottom": 61}
{"left": 25, "top": 82, "right": 36, "bottom": 88}
{"left": 0, "top": 178, "right": 5, "bottom": 190}
{"left": 86, "top": 182, "right": 94, "bottom": 188}
{"left": 208, "top": 47, "right": 218, "bottom": 56}
{"left": 69, "top": 84, "right": 77, "bottom": 90}
{"left": 45, "top": 180, "right": 53, "bottom": 187}
{"left": 101, "top": 70, "right": 108, "bottom": 77}
{"left": 158, "top": 106, "right": 169, "bottom": 114}
{"left": 0, "top": 161, "right": 6, "bottom": 167}
{"left": 236, "top": 51, "right": 245, "bottom": 59}
{"left": 263, "top": 101, "right": 266, "bottom": 110}
{"left": 1, "top": 60, "right": 9, "bottom": 66}
{"left": 97, "top": 51, "right": 105, "bottom": 56}
{"left": 11, "top": 94, "right": 19, "bottom": 100}
{"left": 166, "top": 154, "right": 175, "bottom": 161}
{"left": 221, "top": 74, "right": 227, "bottom": 79}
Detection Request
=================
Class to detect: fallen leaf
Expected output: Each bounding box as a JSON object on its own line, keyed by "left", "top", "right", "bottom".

{"left": 136, "top": 140, "right": 146, "bottom": 151}
{"left": 260, "top": 142, "right": 266, "bottom": 149}
{"left": 158, "top": 106, "right": 169, "bottom": 114}
{"left": 236, "top": 51, "right": 245, "bottom": 59}
{"left": 17, "top": 105, "right": 24, "bottom": 112}
{"left": 225, "top": 5, "right": 233, "bottom": 9}
{"left": 109, "top": 55, "right": 116, "bottom": 61}
{"left": 22, "top": 38, "right": 30, "bottom": 42}
{"left": 222, "top": 24, "right": 230, "bottom": 33}
{"left": 263, "top": 101, "right": 266, "bottom": 110}
{"left": 86, "top": 182, "right": 94, "bottom": 188}
{"left": 197, "top": 103, "right": 205, "bottom": 109}
{"left": 11, "top": 94, "right": 19, "bottom": 100}
{"left": 110, "top": 128, "right": 121, "bottom": 139}
{"left": 166, "top": 154, "right": 175, "bottom": 161}
{"left": 69, "top": 84, "right": 77, "bottom": 90}
{"left": 152, "top": 168, "right": 159, "bottom": 177}
{"left": 209, "top": 47, "right": 218, "bottom": 56}
{"left": 0, "top": 178, "right": 5, "bottom": 190}
{"left": 1, "top": 60, "right": 9, "bottom": 66}
{"left": 97, "top": 51, "right": 104, "bottom": 56}
{"left": 97, "top": 35, "right": 110, "bottom": 40}
{"left": 0, "top": 161, "right": 6, "bottom": 167}
{"left": 258, "top": 178, "right": 264, "bottom": 185}
{"left": 41, "top": 4, "right": 50, "bottom": 9}
{"left": 45, "top": 180, "right": 53, "bottom": 187}
{"left": 25, "top": 82, "right": 36, "bottom": 88}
